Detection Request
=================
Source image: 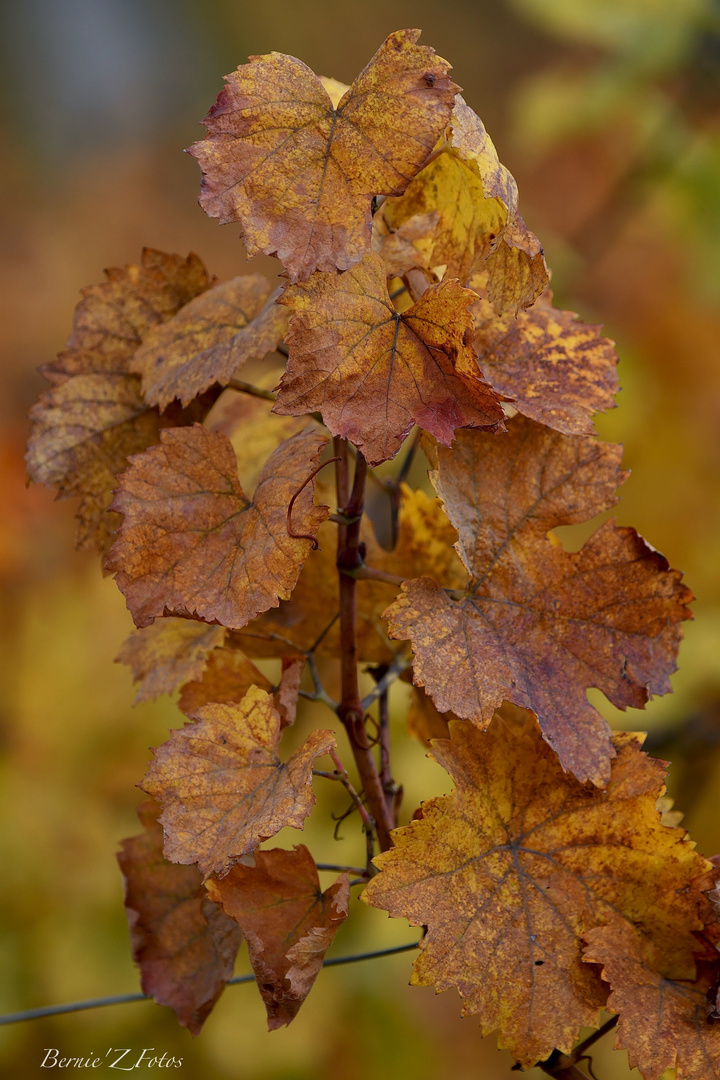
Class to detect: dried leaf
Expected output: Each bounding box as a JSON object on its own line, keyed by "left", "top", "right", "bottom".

{"left": 132, "top": 278, "right": 288, "bottom": 410}
{"left": 406, "top": 685, "right": 452, "bottom": 744}
{"left": 26, "top": 249, "right": 213, "bottom": 553}
{"left": 363, "top": 717, "right": 712, "bottom": 1067}
{"left": 189, "top": 30, "right": 459, "bottom": 282}
{"left": 117, "top": 800, "right": 242, "bottom": 1035}
{"left": 485, "top": 213, "right": 549, "bottom": 314}
{"left": 142, "top": 686, "right": 335, "bottom": 878}
{"left": 375, "top": 98, "right": 518, "bottom": 282}
{"left": 117, "top": 619, "right": 225, "bottom": 704}
{"left": 584, "top": 916, "right": 720, "bottom": 1080}
{"left": 106, "top": 425, "right": 329, "bottom": 629}
{"left": 177, "top": 646, "right": 272, "bottom": 716}
{"left": 470, "top": 289, "right": 618, "bottom": 436}
{"left": 384, "top": 417, "right": 693, "bottom": 785}
{"left": 274, "top": 250, "right": 504, "bottom": 465}
{"left": 206, "top": 845, "right": 349, "bottom": 1028}
{"left": 277, "top": 656, "right": 305, "bottom": 727}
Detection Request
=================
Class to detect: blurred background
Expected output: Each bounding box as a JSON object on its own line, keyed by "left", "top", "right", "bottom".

{"left": 1, "top": 1, "right": 719, "bottom": 1077}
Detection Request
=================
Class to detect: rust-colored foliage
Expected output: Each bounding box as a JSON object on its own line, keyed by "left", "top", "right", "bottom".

{"left": 363, "top": 716, "right": 712, "bottom": 1066}
{"left": 189, "top": 30, "right": 459, "bottom": 282}
{"left": 584, "top": 916, "right": 720, "bottom": 1080}
{"left": 275, "top": 250, "right": 504, "bottom": 465}
{"left": 106, "top": 425, "right": 329, "bottom": 629}
{"left": 207, "top": 846, "right": 349, "bottom": 1029}
{"left": 385, "top": 417, "right": 692, "bottom": 785}
{"left": 117, "top": 801, "right": 242, "bottom": 1035}
{"left": 142, "top": 686, "right": 335, "bottom": 879}
{"left": 26, "top": 28, "right": 715, "bottom": 1073}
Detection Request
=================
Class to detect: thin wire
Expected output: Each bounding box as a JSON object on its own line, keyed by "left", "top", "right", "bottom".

{"left": 0, "top": 942, "right": 419, "bottom": 1027}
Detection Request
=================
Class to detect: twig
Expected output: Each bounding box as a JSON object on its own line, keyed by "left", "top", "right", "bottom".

{"left": 226, "top": 379, "right": 277, "bottom": 402}
{"left": 361, "top": 651, "right": 412, "bottom": 711}
{"left": 368, "top": 664, "right": 396, "bottom": 823}
{"left": 0, "top": 944, "right": 420, "bottom": 1026}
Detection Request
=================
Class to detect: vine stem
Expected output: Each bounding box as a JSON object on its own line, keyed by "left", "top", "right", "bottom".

{"left": 334, "top": 439, "right": 395, "bottom": 852}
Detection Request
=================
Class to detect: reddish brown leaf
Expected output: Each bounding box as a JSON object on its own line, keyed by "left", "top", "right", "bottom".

{"left": 26, "top": 249, "right": 214, "bottom": 553}
{"left": 207, "top": 845, "right": 349, "bottom": 1028}
{"left": 117, "top": 800, "right": 242, "bottom": 1035}
{"left": 142, "top": 686, "right": 335, "bottom": 878}
{"left": 106, "top": 425, "right": 329, "bottom": 629}
{"left": 584, "top": 916, "right": 720, "bottom": 1080}
{"left": 131, "top": 278, "right": 287, "bottom": 409}
{"left": 274, "top": 250, "right": 504, "bottom": 465}
{"left": 177, "top": 646, "right": 273, "bottom": 716}
{"left": 470, "top": 288, "right": 619, "bottom": 436}
{"left": 384, "top": 417, "right": 693, "bottom": 785}
{"left": 363, "top": 717, "right": 712, "bottom": 1067}
{"left": 276, "top": 656, "right": 305, "bottom": 727}
{"left": 189, "top": 30, "right": 459, "bottom": 282}
{"left": 117, "top": 619, "right": 225, "bottom": 704}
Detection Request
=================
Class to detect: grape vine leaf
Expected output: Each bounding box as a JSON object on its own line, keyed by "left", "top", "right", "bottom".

{"left": 584, "top": 915, "right": 720, "bottom": 1080}
{"left": 188, "top": 29, "right": 459, "bottom": 283}
{"left": 117, "top": 800, "right": 242, "bottom": 1035}
{"left": 26, "top": 249, "right": 214, "bottom": 554}
{"left": 117, "top": 619, "right": 225, "bottom": 704}
{"left": 363, "top": 716, "right": 713, "bottom": 1067}
{"left": 484, "top": 212, "right": 549, "bottom": 314}
{"left": 384, "top": 416, "right": 693, "bottom": 785}
{"left": 274, "top": 250, "right": 505, "bottom": 465}
{"left": 375, "top": 97, "right": 518, "bottom": 283}
{"left": 142, "top": 686, "right": 335, "bottom": 879}
{"left": 177, "top": 645, "right": 272, "bottom": 716}
{"left": 131, "top": 278, "right": 287, "bottom": 409}
{"left": 106, "top": 425, "right": 329, "bottom": 629}
{"left": 470, "top": 287, "right": 619, "bottom": 436}
{"left": 206, "top": 845, "right": 349, "bottom": 1029}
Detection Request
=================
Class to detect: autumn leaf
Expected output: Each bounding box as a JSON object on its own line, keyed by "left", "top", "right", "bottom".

{"left": 384, "top": 417, "right": 693, "bottom": 785}
{"left": 142, "top": 686, "right": 335, "bottom": 878}
{"left": 131, "top": 278, "right": 287, "bottom": 410}
{"left": 584, "top": 916, "right": 720, "bottom": 1080}
{"left": 176, "top": 646, "right": 272, "bottom": 716}
{"left": 207, "top": 845, "right": 349, "bottom": 1028}
{"left": 274, "top": 250, "right": 504, "bottom": 465}
{"left": 406, "top": 685, "right": 452, "bottom": 744}
{"left": 26, "top": 249, "right": 214, "bottom": 554}
{"left": 375, "top": 97, "right": 518, "bottom": 282}
{"left": 238, "top": 484, "right": 465, "bottom": 663}
{"left": 106, "top": 425, "right": 329, "bottom": 630}
{"left": 469, "top": 288, "right": 618, "bottom": 435}
{"left": 483, "top": 212, "right": 549, "bottom": 314}
{"left": 363, "top": 716, "right": 712, "bottom": 1067}
{"left": 189, "top": 30, "right": 459, "bottom": 283}
{"left": 117, "top": 619, "right": 225, "bottom": 704}
{"left": 117, "top": 800, "right": 242, "bottom": 1035}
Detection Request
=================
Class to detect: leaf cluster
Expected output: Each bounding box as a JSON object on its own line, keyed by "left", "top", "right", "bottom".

{"left": 26, "top": 29, "right": 720, "bottom": 1078}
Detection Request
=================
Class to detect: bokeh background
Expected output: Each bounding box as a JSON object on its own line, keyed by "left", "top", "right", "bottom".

{"left": 1, "top": 1, "right": 720, "bottom": 1077}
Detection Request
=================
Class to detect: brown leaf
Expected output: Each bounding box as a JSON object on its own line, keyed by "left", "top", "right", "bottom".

{"left": 384, "top": 417, "right": 693, "bottom": 785}
{"left": 277, "top": 656, "right": 305, "bottom": 728}
{"left": 106, "top": 425, "right": 329, "bottom": 630}
{"left": 142, "top": 686, "right": 335, "bottom": 878}
{"left": 177, "top": 646, "right": 273, "bottom": 716}
{"left": 26, "top": 249, "right": 214, "bottom": 553}
{"left": 375, "top": 97, "right": 518, "bottom": 282}
{"left": 363, "top": 717, "right": 712, "bottom": 1067}
{"left": 238, "top": 484, "right": 465, "bottom": 663}
{"left": 584, "top": 916, "right": 720, "bottom": 1080}
{"left": 117, "top": 800, "right": 242, "bottom": 1035}
{"left": 470, "top": 289, "right": 618, "bottom": 436}
{"left": 131, "top": 278, "right": 287, "bottom": 409}
{"left": 484, "top": 212, "right": 549, "bottom": 314}
{"left": 188, "top": 30, "right": 459, "bottom": 282}
{"left": 274, "top": 250, "right": 504, "bottom": 465}
{"left": 207, "top": 845, "right": 349, "bottom": 1028}
{"left": 117, "top": 619, "right": 225, "bottom": 704}
{"left": 406, "top": 685, "right": 452, "bottom": 744}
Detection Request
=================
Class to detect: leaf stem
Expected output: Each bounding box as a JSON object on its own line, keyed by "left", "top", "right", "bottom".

{"left": 226, "top": 379, "right": 277, "bottom": 402}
